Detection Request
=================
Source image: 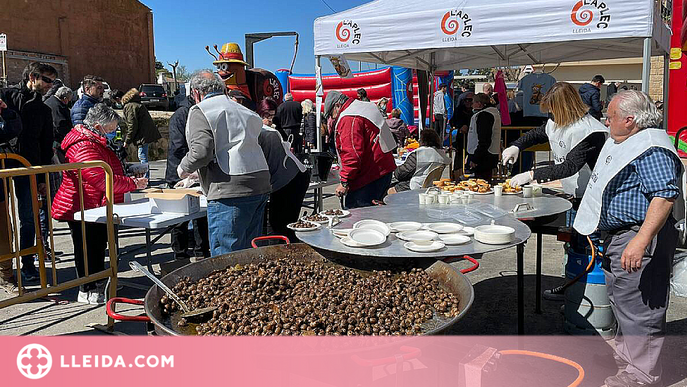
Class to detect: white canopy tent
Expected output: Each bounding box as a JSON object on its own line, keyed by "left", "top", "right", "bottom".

{"left": 312, "top": 0, "right": 672, "bottom": 150}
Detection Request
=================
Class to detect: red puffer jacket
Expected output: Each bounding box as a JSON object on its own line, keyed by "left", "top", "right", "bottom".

{"left": 52, "top": 125, "right": 136, "bottom": 221}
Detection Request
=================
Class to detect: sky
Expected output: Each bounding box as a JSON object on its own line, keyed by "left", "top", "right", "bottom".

{"left": 140, "top": 0, "right": 373, "bottom": 76}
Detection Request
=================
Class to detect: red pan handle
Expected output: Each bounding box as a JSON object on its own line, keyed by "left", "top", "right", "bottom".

{"left": 251, "top": 235, "right": 290, "bottom": 248}
{"left": 106, "top": 297, "right": 150, "bottom": 322}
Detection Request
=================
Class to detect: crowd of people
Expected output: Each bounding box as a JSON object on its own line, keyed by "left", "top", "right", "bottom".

{"left": 0, "top": 59, "right": 682, "bottom": 386}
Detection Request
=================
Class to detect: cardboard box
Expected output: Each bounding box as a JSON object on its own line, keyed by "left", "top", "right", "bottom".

{"left": 144, "top": 188, "right": 202, "bottom": 215}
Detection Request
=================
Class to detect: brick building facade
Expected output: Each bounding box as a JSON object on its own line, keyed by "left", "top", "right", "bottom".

{"left": 0, "top": 0, "right": 154, "bottom": 91}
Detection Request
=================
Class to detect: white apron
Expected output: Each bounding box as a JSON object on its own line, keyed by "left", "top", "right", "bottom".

{"left": 467, "top": 107, "right": 501, "bottom": 155}
{"left": 409, "top": 147, "right": 451, "bottom": 190}
{"left": 573, "top": 129, "right": 680, "bottom": 236}
{"left": 262, "top": 125, "right": 307, "bottom": 173}
{"left": 188, "top": 95, "right": 268, "bottom": 176}
{"left": 545, "top": 115, "right": 609, "bottom": 198}
{"left": 338, "top": 100, "right": 396, "bottom": 153}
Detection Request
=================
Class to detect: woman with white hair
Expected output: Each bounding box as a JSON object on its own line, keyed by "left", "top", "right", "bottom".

{"left": 52, "top": 104, "right": 148, "bottom": 304}
{"left": 301, "top": 99, "right": 317, "bottom": 149}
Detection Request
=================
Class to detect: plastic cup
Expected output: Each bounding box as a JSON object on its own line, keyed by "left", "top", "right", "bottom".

{"left": 523, "top": 186, "right": 533, "bottom": 198}
{"left": 438, "top": 194, "right": 450, "bottom": 204}
{"left": 494, "top": 185, "right": 503, "bottom": 197}
{"left": 531, "top": 184, "right": 542, "bottom": 197}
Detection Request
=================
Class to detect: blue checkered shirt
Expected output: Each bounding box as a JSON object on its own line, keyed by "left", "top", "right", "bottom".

{"left": 598, "top": 147, "right": 681, "bottom": 231}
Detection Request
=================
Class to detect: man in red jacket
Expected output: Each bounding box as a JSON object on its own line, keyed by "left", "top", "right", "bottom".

{"left": 324, "top": 90, "right": 396, "bottom": 209}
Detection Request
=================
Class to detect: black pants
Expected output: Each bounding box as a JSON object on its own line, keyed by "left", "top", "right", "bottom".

{"left": 269, "top": 170, "right": 311, "bottom": 242}
{"left": 466, "top": 153, "right": 499, "bottom": 181}
{"left": 433, "top": 115, "right": 445, "bottom": 139}
{"left": 67, "top": 221, "right": 108, "bottom": 291}
{"left": 283, "top": 127, "right": 303, "bottom": 155}
{"left": 170, "top": 218, "right": 210, "bottom": 259}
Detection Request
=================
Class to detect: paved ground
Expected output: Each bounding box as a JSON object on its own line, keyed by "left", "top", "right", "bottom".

{"left": 1, "top": 160, "right": 687, "bottom": 386}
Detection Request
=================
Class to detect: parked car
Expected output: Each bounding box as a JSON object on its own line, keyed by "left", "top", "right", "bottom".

{"left": 76, "top": 81, "right": 111, "bottom": 104}
{"left": 138, "top": 84, "right": 169, "bottom": 110}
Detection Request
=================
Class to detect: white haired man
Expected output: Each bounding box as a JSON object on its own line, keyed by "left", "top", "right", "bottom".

{"left": 573, "top": 90, "right": 682, "bottom": 387}
{"left": 177, "top": 71, "right": 270, "bottom": 255}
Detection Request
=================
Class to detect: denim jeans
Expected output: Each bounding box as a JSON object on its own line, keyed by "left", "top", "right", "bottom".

{"left": 344, "top": 173, "right": 393, "bottom": 209}
{"left": 137, "top": 144, "right": 149, "bottom": 178}
{"left": 13, "top": 176, "right": 36, "bottom": 272}
{"left": 207, "top": 193, "right": 268, "bottom": 256}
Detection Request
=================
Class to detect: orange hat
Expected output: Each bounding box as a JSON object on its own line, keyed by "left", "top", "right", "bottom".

{"left": 213, "top": 43, "right": 248, "bottom": 66}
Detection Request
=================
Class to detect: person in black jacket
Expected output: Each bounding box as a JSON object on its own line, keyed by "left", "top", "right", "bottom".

{"left": 0, "top": 62, "right": 57, "bottom": 282}
{"left": 274, "top": 93, "right": 303, "bottom": 154}
{"left": 165, "top": 95, "right": 209, "bottom": 260}
{"left": 0, "top": 101, "right": 23, "bottom": 292}
{"left": 578, "top": 74, "right": 605, "bottom": 121}
{"left": 44, "top": 86, "right": 73, "bottom": 161}
{"left": 300, "top": 99, "right": 317, "bottom": 150}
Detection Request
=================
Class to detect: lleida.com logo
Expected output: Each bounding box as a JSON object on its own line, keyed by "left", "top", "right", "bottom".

{"left": 17, "top": 344, "right": 53, "bottom": 380}
{"left": 336, "top": 20, "right": 362, "bottom": 48}
{"left": 441, "top": 9, "right": 473, "bottom": 41}
{"left": 570, "top": 0, "right": 611, "bottom": 33}
{"left": 16, "top": 343, "right": 175, "bottom": 379}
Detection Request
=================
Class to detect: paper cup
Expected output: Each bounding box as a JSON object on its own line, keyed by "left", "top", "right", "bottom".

{"left": 494, "top": 185, "right": 503, "bottom": 197}
{"left": 523, "top": 186, "right": 533, "bottom": 198}
{"left": 438, "top": 194, "right": 450, "bottom": 204}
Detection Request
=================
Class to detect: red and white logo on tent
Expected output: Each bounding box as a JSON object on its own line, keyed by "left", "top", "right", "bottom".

{"left": 570, "top": 0, "right": 611, "bottom": 32}
{"left": 336, "top": 20, "right": 362, "bottom": 47}
{"left": 441, "top": 10, "right": 473, "bottom": 41}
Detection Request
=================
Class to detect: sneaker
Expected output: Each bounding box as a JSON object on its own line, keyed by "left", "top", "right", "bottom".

{"left": 21, "top": 267, "right": 40, "bottom": 283}
{"left": 604, "top": 371, "right": 661, "bottom": 387}
{"left": 77, "top": 290, "right": 91, "bottom": 303}
{"left": 0, "top": 277, "right": 22, "bottom": 294}
{"left": 543, "top": 285, "right": 566, "bottom": 301}
{"left": 88, "top": 289, "right": 106, "bottom": 305}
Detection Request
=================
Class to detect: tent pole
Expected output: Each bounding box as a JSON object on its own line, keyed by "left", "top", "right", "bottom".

{"left": 641, "top": 38, "right": 651, "bottom": 93}
{"left": 663, "top": 52, "right": 669, "bottom": 129}
{"left": 315, "top": 55, "right": 323, "bottom": 153}
{"left": 429, "top": 52, "right": 436, "bottom": 134}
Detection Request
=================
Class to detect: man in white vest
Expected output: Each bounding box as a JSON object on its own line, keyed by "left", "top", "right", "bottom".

{"left": 573, "top": 91, "right": 682, "bottom": 387}
{"left": 466, "top": 93, "right": 501, "bottom": 180}
{"left": 178, "top": 71, "right": 271, "bottom": 255}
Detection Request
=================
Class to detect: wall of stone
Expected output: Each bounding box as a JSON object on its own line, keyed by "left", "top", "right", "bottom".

{"left": 0, "top": 0, "right": 154, "bottom": 91}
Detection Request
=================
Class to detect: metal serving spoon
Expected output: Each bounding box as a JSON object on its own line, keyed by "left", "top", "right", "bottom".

{"left": 129, "top": 261, "right": 216, "bottom": 321}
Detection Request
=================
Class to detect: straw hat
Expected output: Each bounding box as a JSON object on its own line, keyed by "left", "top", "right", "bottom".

{"left": 213, "top": 43, "right": 248, "bottom": 66}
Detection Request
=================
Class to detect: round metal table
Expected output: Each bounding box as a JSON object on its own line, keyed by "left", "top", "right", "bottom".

{"left": 296, "top": 204, "right": 531, "bottom": 259}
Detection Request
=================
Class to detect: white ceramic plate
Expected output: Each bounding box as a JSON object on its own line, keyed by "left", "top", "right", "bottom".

{"left": 404, "top": 241, "right": 446, "bottom": 252}
{"left": 320, "top": 209, "right": 351, "bottom": 218}
{"left": 439, "top": 234, "right": 471, "bottom": 245}
{"left": 500, "top": 191, "right": 522, "bottom": 195}
{"left": 331, "top": 228, "right": 353, "bottom": 238}
{"left": 353, "top": 220, "right": 391, "bottom": 236}
{"left": 348, "top": 228, "right": 387, "bottom": 247}
{"left": 473, "top": 189, "right": 494, "bottom": 195}
{"left": 287, "top": 222, "right": 322, "bottom": 232}
{"left": 388, "top": 221, "right": 423, "bottom": 233}
{"left": 458, "top": 227, "right": 475, "bottom": 236}
{"left": 396, "top": 230, "right": 438, "bottom": 242}
{"left": 339, "top": 237, "right": 365, "bottom": 248}
{"left": 425, "top": 222, "right": 464, "bottom": 234}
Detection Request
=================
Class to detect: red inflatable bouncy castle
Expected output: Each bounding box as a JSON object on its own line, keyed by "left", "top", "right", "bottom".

{"left": 289, "top": 67, "right": 394, "bottom": 114}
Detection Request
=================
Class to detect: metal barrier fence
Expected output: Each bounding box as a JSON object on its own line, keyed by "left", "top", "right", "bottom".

{"left": 0, "top": 153, "right": 118, "bottom": 329}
